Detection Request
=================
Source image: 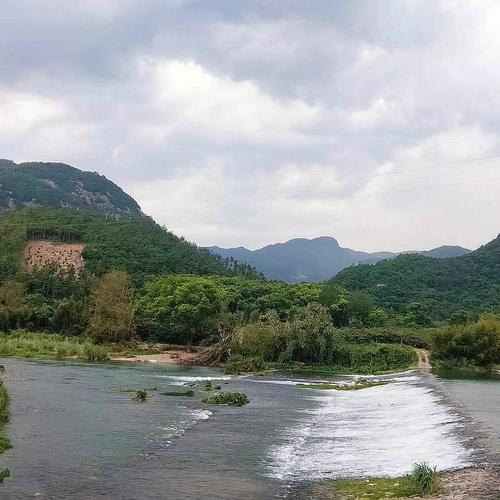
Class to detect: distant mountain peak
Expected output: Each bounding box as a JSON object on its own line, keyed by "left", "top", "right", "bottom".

{"left": 207, "top": 237, "right": 472, "bottom": 283}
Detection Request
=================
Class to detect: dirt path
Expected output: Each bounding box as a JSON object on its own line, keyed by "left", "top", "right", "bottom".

{"left": 414, "top": 348, "right": 431, "bottom": 369}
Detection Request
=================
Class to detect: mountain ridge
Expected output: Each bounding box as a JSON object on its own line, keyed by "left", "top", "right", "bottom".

{"left": 0, "top": 159, "right": 144, "bottom": 218}
{"left": 207, "top": 237, "right": 471, "bottom": 282}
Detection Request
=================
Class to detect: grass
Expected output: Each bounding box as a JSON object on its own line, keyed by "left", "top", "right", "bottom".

{"left": 297, "top": 381, "right": 387, "bottom": 391}
{"left": 202, "top": 392, "right": 250, "bottom": 406}
{"left": 0, "top": 385, "right": 9, "bottom": 426}
{"left": 202, "top": 380, "right": 213, "bottom": 391}
{"left": 0, "top": 468, "right": 9, "bottom": 482}
{"left": 160, "top": 390, "right": 195, "bottom": 397}
{"left": 0, "top": 330, "right": 110, "bottom": 362}
{"left": 0, "top": 373, "right": 11, "bottom": 458}
{"left": 133, "top": 390, "right": 148, "bottom": 402}
{"left": 329, "top": 463, "right": 440, "bottom": 499}
{"left": 409, "top": 462, "right": 439, "bottom": 495}
{"left": 0, "top": 435, "right": 12, "bottom": 454}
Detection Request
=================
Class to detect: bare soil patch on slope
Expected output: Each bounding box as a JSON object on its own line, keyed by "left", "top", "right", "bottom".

{"left": 24, "top": 241, "right": 85, "bottom": 273}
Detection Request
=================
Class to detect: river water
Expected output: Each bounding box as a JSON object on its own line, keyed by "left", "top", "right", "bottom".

{"left": 0, "top": 359, "right": 497, "bottom": 499}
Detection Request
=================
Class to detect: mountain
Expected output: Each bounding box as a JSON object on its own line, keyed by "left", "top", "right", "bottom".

{"left": 419, "top": 245, "right": 471, "bottom": 258}
{"left": 0, "top": 159, "right": 144, "bottom": 218}
{"left": 207, "top": 237, "right": 471, "bottom": 283}
{"left": 332, "top": 235, "right": 500, "bottom": 318}
{"left": 0, "top": 208, "right": 259, "bottom": 284}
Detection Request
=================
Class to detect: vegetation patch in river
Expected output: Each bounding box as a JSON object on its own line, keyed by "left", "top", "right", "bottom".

{"left": 297, "top": 380, "right": 387, "bottom": 391}
{"left": 133, "top": 390, "right": 148, "bottom": 402}
{"left": 202, "top": 392, "right": 250, "bottom": 406}
{"left": 160, "top": 390, "right": 195, "bottom": 397}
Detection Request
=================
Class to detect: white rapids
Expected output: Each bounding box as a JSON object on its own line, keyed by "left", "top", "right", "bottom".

{"left": 268, "top": 376, "right": 472, "bottom": 481}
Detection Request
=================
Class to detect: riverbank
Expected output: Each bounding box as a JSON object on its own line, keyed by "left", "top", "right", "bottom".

{"left": 307, "top": 467, "right": 500, "bottom": 499}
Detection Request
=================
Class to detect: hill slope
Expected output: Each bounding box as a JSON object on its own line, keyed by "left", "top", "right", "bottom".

{"left": 207, "top": 237, "right": 470, "bottom": 283}
{"left": 0, "top": 208, "right": 258, "bottom": 284}
{"left": 0, "top": 159, "right": 144, "bottom": 218}
{"left": 332, "top": 235, "right": 500, "bottom": 318}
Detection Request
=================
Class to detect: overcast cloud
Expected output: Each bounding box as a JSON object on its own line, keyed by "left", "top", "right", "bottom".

{"left": 1, "top": 0, "right": 500, "bottom": 251}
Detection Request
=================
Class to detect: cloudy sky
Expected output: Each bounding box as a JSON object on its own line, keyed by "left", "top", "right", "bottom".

{"left": 1, "top": 0, "right": 500, "bottom": 251}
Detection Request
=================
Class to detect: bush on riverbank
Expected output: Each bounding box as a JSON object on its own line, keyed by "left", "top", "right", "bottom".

{"left": 225, "top": 304, "right": 417, "bottom": 374}
{"left": 431, "top": 316, "right": 500, "bottom": 368}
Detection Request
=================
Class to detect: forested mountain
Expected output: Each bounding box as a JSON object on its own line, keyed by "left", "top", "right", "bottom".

{"left": 0, "top": 208, "right": 259, "bottom": 284}
{"left": 332, "top": 235, "right": 500, "bottom": 319}
{"left": 0, "top": 159, "right": 144, "bottom": 218}
{"left": 207, "top": 237, "right": 470, "bottom": 283}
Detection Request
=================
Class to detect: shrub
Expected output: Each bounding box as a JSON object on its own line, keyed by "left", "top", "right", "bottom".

{"left": 202, "top": 392, "right": 250, "bottom": 406}
{"left": 223, "top": 355, "right": 267, "bottom": 374}
{"left": 408, "top": 462, "right": 439, "bottom": 495}
{"left": 0, "top": 468, "right": 10, "bottom": 482}
{"left": 431, "top": 316, "right": 500, "bottom": 368}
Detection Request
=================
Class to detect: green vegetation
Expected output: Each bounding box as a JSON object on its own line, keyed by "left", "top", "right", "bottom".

{"left": 0, "top": 468, "right": 9, "bottom": 483}
{"left": 334, "top": 235, "right": 500, "bottom": 322}
{"left": 0, "top": 208, "right": 259, "bottom": 284}
{"left": 0, "top": 331, "right": 110, "bottom": 361}
{"left": 0, "top": 369, "right": 11, "bottom": 470}
{"left": 223, "top": 304, "right": 417, "bottom": 374}
{"left": 409, "top": 462, "right": 440, "bottom": 496}
{"left": 202, "top": 381, "right": 213, "bottom": 391}
{"left": 328, "top": 463, "right": 439, "bottom": 499}
{"left": 0, "top": 160, "right": 144, "bottom": 218}
{"left": 297, "top": 381, "right": 387, "bottom": 390}
{"left": 0, "top": 384, "right": 8, "bottom": 426}
{"left": 0, "top": 435, "right": 12, "bottom": 454}
{"left": 160, "top": 390, "right": 195, "bottom": 397}
{"left": 202, "top": 392, "right": 250, "bottom": 406}
{"left": 431, "top": 316, "right": 500, "bottom": 368}
{"left": 133, "top": 390, "right": 148, "bottom": 402}
{"left": 89, "top": 271, "right": 135, "bottom": 343}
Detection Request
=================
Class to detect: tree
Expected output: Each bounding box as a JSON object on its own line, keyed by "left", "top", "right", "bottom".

{"left": 318, "top": 283, "right": 349, "bottom": 326}
{"left": 135, "top": 275, "right": 227, "bottom": 346}
{"left": 89, "top": 271, "right": 135, "bottom": 343}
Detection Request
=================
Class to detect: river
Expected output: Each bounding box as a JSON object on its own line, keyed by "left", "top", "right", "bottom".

{"left": 0, "top": 359, "right": 497, "bottom": 499}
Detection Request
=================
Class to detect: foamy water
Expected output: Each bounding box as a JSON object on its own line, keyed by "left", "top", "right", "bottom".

{"left": 268, "top": 377, "right": 472, "bottom": 481}
{"left": 153, "top": 374, "right": 232, "bottom": 385}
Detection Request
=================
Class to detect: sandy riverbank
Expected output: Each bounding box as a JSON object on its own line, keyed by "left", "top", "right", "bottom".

{"left": 111, "top": 345, "right": 204, "bottom": 364}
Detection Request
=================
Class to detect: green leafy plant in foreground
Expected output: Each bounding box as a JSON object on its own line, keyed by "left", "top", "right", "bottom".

{"left": 0, "top": 468, "right": 10, "bottom": 482}
{"left": 202, "top": 392, "right": 249, "bottom": 406}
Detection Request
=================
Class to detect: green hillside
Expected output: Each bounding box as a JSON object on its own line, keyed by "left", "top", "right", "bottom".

{"left": 0, "top": 160, "right": 144, "bottom": 218}
{"left": 332, "top": 235, "right": 500, "bottom": 320}
{"left": 0, "top": 208, "right": 258, "bottom": 283}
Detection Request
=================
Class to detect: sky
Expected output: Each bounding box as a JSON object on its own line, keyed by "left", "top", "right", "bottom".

{"left": 1, "top": 0, "right": 500, "bottom": 251}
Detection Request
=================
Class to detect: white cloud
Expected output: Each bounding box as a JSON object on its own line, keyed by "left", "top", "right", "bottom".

{"left": 1, "top": 1, "right": 500, "bottom": 252}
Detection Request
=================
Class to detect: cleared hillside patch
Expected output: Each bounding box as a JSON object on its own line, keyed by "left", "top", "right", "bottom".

{"left": 24, "top": 241, "right": 85, "bottom": 274}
